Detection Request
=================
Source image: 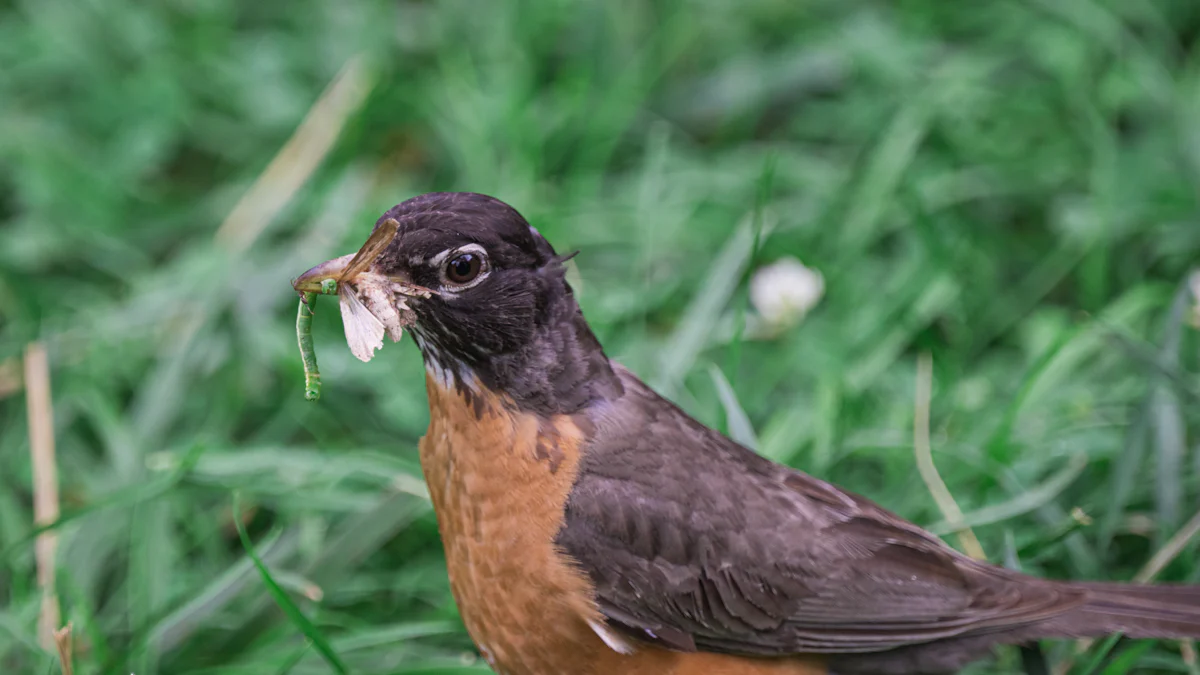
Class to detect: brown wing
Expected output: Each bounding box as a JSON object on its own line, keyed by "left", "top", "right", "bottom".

{"left": 342, "top": 217, "right": 400, "bottom": 280}
{"left": 556, "top": 372, "right": 1084, "bottom": 656}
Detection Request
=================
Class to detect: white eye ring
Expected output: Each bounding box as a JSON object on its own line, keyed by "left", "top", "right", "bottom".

{"left": 435, "top": 244, "right": 490, "bottom": 292}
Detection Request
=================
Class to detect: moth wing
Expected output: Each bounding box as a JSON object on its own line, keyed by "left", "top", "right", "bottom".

{"left": 357, "top": 278, "right": 406, "bottom": 343}
{"left": 343, "top": 218, "right": 400, "bottom": 280}
{"left": 339, "top": 285, "right": 386, "bottom": 362}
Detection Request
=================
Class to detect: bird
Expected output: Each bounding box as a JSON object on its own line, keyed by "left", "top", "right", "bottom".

{"left": 294, "top": 191, "right": 1200, "bottom": 675}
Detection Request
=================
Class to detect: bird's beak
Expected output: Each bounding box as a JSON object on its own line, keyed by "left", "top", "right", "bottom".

{"left": 292, "top": 253, "right": 433, "bottom": 298}
{"left": 292, "top": 254, "right": 355, "bottom": 293}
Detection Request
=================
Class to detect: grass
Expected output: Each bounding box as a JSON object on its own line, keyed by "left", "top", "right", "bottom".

{"left": 1, "top": 0, "right": 1199, "bottom": 673}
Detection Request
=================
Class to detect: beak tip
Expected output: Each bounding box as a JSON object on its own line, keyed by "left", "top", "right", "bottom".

{"left": 293, "top": 253, "right": 356, "bottom": 293}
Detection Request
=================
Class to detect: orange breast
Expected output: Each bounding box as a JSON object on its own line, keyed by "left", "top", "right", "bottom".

{"left": 418, "top": 374, "right": 826, "bottom": 675}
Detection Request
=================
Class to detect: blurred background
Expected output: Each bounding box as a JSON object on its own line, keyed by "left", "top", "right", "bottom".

{"left": 2, "top": 1, "right": 1200, "bottom": 673}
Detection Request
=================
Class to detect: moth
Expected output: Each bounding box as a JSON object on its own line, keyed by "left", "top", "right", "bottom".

{"left": 291, "top": 217, "right": 431, "bottom": 400}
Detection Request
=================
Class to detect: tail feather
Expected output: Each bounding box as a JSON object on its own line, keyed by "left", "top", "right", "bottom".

{"left": 1041, "top": 583, "right": 1200, "bottom": 639}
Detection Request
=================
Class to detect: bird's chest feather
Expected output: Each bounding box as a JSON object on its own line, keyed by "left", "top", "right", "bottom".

{"left": 418, "top": 374, "right": 611, "bottom": 674}
{"left": 417, "top": 374, "right": 828, "bottom": 675}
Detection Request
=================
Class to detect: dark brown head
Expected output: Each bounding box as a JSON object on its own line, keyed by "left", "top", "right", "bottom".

{"left": 308, "top": 192, "right": 623, "bottom": 414}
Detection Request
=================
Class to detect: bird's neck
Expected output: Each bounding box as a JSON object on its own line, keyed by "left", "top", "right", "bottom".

{"left": 420, "top": 288, "right": 624, "bottom": 416}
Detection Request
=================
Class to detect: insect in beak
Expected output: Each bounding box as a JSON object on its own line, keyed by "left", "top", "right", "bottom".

{"left": 291, "top": 218, "right": 435, "bottom": 401}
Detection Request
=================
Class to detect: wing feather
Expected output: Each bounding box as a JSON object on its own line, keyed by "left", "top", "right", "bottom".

{"left": 557, "top": 371, "right": 1086, "bottom": 658}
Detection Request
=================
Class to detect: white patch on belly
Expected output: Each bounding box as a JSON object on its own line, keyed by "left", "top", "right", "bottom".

{"left": 587, "top": 618, "right": 637, "bottom": 655}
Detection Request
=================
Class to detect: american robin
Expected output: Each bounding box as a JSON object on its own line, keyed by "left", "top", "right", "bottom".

{"left": 295, "top": 192, "right": 1200, "bottom": 675}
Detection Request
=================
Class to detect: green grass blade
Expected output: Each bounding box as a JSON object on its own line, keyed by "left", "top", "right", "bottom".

{"left": 1151, "top": 279, "right": 1193, "bottom": 537}
{"left": 926, "top": 454, "right": 1087, "bottom": 535}
{"left": 231, "top": 493, "right": 349, "bottom": 675}
{"left": 274, "top": 641, "right": 312, "bottom": 675}
{"left": 654, "top": 212, "right": 770, "bottom": 394}
{"left": 1097, "top": 640, "right": 1154, "bottom": 675}
{"left": 1, "top": 443, "right": 205, "bottom": 564}
{"left": 1075, "top": 633, "right": 1124, "bottom": 675}
{"left": 147, "top": 528, "right": 300, "bottom": 653}
{"left": 708, "top": 364, "right": 758, "bottom": 450}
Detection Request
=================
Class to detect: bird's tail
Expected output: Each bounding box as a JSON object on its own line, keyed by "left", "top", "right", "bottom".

{"left": 1039, "top": 582, "right": 1200, "bottom": 638}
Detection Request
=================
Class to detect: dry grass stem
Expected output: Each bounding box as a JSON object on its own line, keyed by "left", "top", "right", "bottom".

{"left": 54, "top": 622, "right": 73, "bottom": 675}
{"left": 1134, "top": 507, "right": 1200, "bottom": 583}
{"left": 25, "top": 342, "right": 61, "bottom": 649}
{"left": 215, "top": 54, "right": 374, "bottom": 253}
{"left": 1181, "top": 640, "right": 1198, "bottom": 675}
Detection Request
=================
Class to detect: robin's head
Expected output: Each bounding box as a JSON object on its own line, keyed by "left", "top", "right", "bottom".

{"left": 297, "top": 192, "right": 622, "bottom": 413}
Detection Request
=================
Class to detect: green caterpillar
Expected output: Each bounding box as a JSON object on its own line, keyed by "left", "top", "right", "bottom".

{"left": 296, "top": 278, "right": 337, "bottom": 401}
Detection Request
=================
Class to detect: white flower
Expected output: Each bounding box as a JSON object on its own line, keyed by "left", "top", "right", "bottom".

{"left": 749, "top": 257, "right": 824, "bottom": 326}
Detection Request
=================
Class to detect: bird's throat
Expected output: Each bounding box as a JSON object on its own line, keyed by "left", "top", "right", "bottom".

{"left": 415, "top": 288, "right": 624, "bottom": 416}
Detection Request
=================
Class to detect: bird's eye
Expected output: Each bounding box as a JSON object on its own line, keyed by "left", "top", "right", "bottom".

{"left": 444, "top": 252, "right": 484, "bottom": 285}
